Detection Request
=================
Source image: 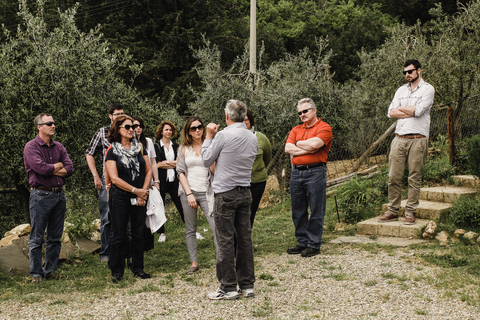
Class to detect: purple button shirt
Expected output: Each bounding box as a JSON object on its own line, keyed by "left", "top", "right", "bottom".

{"left": 24, "top": 135, "right": 74, "bottom": 188}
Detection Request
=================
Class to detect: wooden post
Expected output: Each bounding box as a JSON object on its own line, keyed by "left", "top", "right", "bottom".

{"left": 447, "top": 106, "right": 455, "bottom": 165}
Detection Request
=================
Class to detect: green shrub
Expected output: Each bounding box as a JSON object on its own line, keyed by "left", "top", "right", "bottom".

{"left": 64, "top": 189, "right": 98, "bottom": 240}
{"left": 335, "top": 169, "right": 388, "bottom": 223}
{"left": 448, "top": 196, "right": 480, "bottom": 233}
{"left": 422, "top": 154, "right": 455, "bottom": 182}
{"left": 465, "top": 135, "right": 480, "bottom": 177}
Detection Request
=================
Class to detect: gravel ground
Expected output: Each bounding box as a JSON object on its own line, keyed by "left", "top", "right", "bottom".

{"left": 1, "top": 246, "right": 479, "bottom": 319}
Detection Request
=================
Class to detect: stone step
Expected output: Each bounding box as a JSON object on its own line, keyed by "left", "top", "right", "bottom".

{"left": 357, "top": 217, "right": 430, "bottom": 239}
{"left": 381, "top": 200, "right": 452, "bottom": 220}
{"left": 452, "top": 175, "right": 480, "bottom": 188}
{"left": 419, "top": 186, "right": 478, "bottom": 203}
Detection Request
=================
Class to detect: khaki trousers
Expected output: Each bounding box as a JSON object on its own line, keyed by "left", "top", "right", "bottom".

{"left": 387, "top": 136, "right": 428, "bottom": 215}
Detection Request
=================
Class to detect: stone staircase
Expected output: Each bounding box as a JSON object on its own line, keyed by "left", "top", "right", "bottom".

{"left": 357, "top": 175, "right": 478, "bottom": 239}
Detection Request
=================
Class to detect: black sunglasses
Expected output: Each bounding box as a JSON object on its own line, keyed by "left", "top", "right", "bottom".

{"left": 402, "top": 68, "right": 417, "bottom": 75}
{"left": 189, "top": 124, "right": 204, "bottom": 132}
{"left": 120, "top": 124, "right": 139, "bottom": 130}
{"left": 298, "top": 108, "right": 313, "bottom": 116}
{"left": 39, "top": 121, "right": 55, "bottom": 126}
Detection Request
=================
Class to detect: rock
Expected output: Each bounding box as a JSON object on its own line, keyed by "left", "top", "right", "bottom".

{"left": 75, "top": 237, "right": 101, "bottom": 254}
{"left": 89, "top": 231, "right": 100, "bottom": 242}
{"left": 436, "top": 231, "right": 449, "bottom": 246}
{"left": 93, "top": 219, "right": 101, "bottom": 231}
{"left": 59, "top": 242, "right": 79, "bottom": 261}
{"left": 13, "top": 236, "right": 30, "bottom": 257}
{"left": 61, "top": 231, "right": 71, "bottom": 243}
{"left": 464, "top": 231, "right": 479, "bottom": 245}
{"left": 454, "top": 229, "right": 465, "bottom": 238}
{"left": 0, "top": 234, "right": 19, "bottom": 247}
{"left": 423, "top": 221, "right": 437, "bottom": 239}
{"left": 4, "top": 224, "right": 31, "bottom": 237}
{"left": 0, "top": 244, "right": 30, "bottom": 275}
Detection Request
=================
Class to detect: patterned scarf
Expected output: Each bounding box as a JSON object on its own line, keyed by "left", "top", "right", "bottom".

{"left": 112, "top": 139, "right": 142, "bottom": 182}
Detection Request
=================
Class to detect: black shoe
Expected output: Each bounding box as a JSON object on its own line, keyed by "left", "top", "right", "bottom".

{"left": 287, "top": 245, "right": 306, "bottom": 254}
{"left": 112, "top": 275, "right": 123, "bottom": 283}
{"left": 133, "top": 270, "right": 151, "bottom": 279}
{"left": 301, "top": 247, "right": 320, "bottom": 257}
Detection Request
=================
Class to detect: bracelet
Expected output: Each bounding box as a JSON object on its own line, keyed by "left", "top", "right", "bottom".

{"left": 153, "top": 180, "right": 160, "bottom": 183}
{"left": 186, "top": 193, "right": 193, "bottom": 196}
{"left": 131, "top": 187, "right": 136, "bottom": 194}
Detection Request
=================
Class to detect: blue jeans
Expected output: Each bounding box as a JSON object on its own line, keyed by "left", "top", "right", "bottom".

{"left": 29, "top": 188, "right": 66, "bottom": 278}
{"left": 99, "top": 180, "right": 111, "bottom": 258}
{"left": 290, "top": 165, "right": 327, "bottom": 250}
{"left": 214, "top": 188, "right": 255, "bottom": 292}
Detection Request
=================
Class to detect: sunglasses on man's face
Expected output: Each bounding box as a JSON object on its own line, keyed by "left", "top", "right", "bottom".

{"left": 298, "top": 108, "right": 312, "bottom": 116}
{"left": 402, "top": 68, "right": 417, "bottom": 75}
{"left": 120, "top": 124, "right": 139, "bottom": 130}
{"left": 189, "top": 124, "right": 204, "bottom": 132}
{"left": 39, "top": 121, "right": 55, "bottom": 126}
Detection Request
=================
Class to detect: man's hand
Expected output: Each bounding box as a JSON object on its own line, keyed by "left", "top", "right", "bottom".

{"left": 206, "top": 123, "right": 220, "bottom": 140}
{"left": 93, "top": 175, "right": 103, "bottom": 189}
{"left": 53, "top": 162, "right": 64, "bottom": 172}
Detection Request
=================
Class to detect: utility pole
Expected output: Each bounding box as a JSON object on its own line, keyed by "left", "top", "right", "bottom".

{"left": 249, "top": 0, "right": 257, "bottom": 74}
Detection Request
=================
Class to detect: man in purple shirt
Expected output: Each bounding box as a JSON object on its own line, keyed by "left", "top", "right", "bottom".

{"left": 24, "top": 113, "right": 74, "bottom": 283}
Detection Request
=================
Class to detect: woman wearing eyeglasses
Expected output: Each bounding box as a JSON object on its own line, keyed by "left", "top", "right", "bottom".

{"left": 105, "top": 115, "right": 152, "bottom": 282}
{"left": 177, "top": 116, "right": 217, "bottom": 274}
{"left": 132, "top": 116, "right": 161, "bottom": 251}
{"left": 244, "top": 109, "right": 272, "bottom": 226}
{"left": 154, "top": 121, "right": 185, "bottom": 243}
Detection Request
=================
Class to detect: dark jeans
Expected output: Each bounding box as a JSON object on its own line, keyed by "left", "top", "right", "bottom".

{"left": 158, "top": 180, "right": 185, "bottom": 233}
{"left": 290, "top": 165, "right": 327, "bottom": 250}
{"left": 29, "top": 188, "right": 66, "bottom": 278}
{"left": 99, "top": 179, "right": 111, "bottom": 258}
{"left": 108, "top": 188, "right": 146, "bottom": 276}
{"left": 250, "top": 181, "right": 266, "bottom": 226}
{"left": 214, "top": 188, "right": 255, "bottom": 292}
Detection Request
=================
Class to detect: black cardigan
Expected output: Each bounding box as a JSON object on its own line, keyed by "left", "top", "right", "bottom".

{"left": 154, "top": 141, "right": 180, "bottom": 191}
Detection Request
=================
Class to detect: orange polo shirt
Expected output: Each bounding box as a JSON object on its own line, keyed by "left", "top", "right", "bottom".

{"left": 287, "top": 118, "right": 333, "bottom": 165}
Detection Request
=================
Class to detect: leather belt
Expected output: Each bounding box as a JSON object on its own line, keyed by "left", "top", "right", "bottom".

{"left": 294, "top": 162, "right": 326, "bottom": 170}
{"left": 36, "top": 186, "right": 63, "bottom": 193}
{"left": 396, "top": 134, "right": 426, "bottom": 139}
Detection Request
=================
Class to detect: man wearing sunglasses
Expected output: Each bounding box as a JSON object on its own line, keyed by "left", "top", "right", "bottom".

{"left": 285, "top": 98, "right": 332, "bottom": 258}
{"left": 378, "top": 59, "right": 435, "bottom": 225}
{"left": 86, "top": 104, "right": 125, "bottom": 262}
{"left": 24, "top": 113, "right": 74, "bottom": 283}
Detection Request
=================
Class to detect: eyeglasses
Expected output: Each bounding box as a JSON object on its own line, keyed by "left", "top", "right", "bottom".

{"left": 189, "top": 124, "right": 204, "bottom": 132}
{"left": 402, "top": 68, "right": 417, "bottom": 75}
{"left": 120, "top": 124, "right": 139, "bottom": 130}
{"left": 298, "top": 108, "right": 313, "bottom": 116}
{"left": 39, "top": 121, "right": 55, "bottom": 126}
{"left": 112, "top": 112, "right": 125, "bottom": 116}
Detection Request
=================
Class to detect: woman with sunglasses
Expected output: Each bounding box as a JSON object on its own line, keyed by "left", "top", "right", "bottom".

{"left": 154, "top": 121, "right": 185, "bottom": 243}
{"left": 132, "top": 116, "right": 161, "bottom": 251}
{"left": 177, "top": 116, "right": 217, "bottom": 274}
{"left": 105, "top": 115, "right": 152, "bottom": 282}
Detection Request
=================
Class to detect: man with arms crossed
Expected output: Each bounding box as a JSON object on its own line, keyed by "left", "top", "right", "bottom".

{"left": 378, "top": 59, "right": 435, "bottom": 225}
{"left": 86, "top": 104, "right": 125, "bottom": 262}
{"left": 285, "top": 98, "right": 332, "bottom": 257}
{"left": 202, "top": 100, "right": 258, "bottom": 300}
{"left": 24, "top": 113, "right": 74, "bottom": 283}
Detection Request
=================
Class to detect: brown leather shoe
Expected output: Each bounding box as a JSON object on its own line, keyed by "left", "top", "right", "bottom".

{"left": 378, "top": 211, "right": 399, "bottom": 222}
{"left": 404, "top": 213, "right": 416, "bottom": 225}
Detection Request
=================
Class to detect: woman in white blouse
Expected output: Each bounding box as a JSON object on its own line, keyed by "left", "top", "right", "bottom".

{"left": 177, "top": 116, "right": 217, "bottom": 274}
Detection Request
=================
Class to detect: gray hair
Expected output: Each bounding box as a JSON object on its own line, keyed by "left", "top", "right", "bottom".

{"left": 297, "top": 98, "right": 316, "bottom": 110}
{"left": 225, "top": 99, "right": 247, "bottom": 122}
{"left": 34, "top": 113, "right": 51, "bottom": 126}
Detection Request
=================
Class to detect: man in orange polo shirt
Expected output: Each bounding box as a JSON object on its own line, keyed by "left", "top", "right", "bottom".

{"left": 285, "top": 98, "right": 333, "bottom": 257}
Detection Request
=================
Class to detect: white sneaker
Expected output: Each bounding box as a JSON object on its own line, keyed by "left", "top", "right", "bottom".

{"left": 239, "top": 288, "right": 254, "bottom": 298}
{"left": 196, "top": 232, "right": 205, "bottom": 240}
{"left": 207, "top": 288, "right": 239, "bottom": 300}
{"left": 158, "top": 233, "right": 166, "bottom": 242}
